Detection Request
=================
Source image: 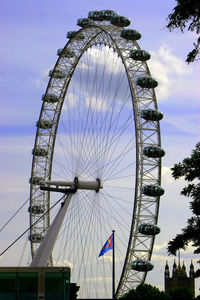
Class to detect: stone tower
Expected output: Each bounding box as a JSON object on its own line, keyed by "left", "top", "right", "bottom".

{"left": 164, "top": 259, "right": 195, "bottom": 297}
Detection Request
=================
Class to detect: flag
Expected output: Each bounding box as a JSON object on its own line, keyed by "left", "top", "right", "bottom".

{"left": 99, "top": 233, "right": 113, "bottom": 257}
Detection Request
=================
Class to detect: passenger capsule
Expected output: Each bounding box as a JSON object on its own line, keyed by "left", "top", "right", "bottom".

{"left": 57, "top": 48, "right": 75, "bottom": 58}
{"left": 29, "top": 176, "right": 44, "bottom": 185}
{"left": 32, "top": 147, "right": 48, "bottom": 157}
{"left": 143, "top": 146, "right": 165, "bottom": 158}
{"left": 66, "top": 31, "right": 84, "bottom": 40}
{"left": 120, "top": 29, "right": 141, "bottom": 41}
{"left": 41, "top": 94, "right": 59, "bottom": 103}
{"left": 131, "top": 260, "right": 154, "bottom": 272}
{"left": 136, "top": 76, "right": 158, "bottom": 88}
{"left": 36, "top": 120, "right": 53, "bottom": 129}
{"left": 77, "top": 18, "right": 94, "bottom": 27}
{"left": 67, "top": 31, "right": 76, "bottom": 39}
{"left": 28, "top": 205, "right": 44, "bottom": 214}
{"left": 138, "top": 224, "right": 161, "bottom": 235}
{"left": 141, "top": 109, "right": 163, "bottom": 121}
{"left": 88, "top": 10, "right": 102, "bottom": 21}
{"left": 110, "top": 15, "right": 131, "bottom": 27}
{"left": 28, "top": 233, "right": 44, "bottom": 243}
{"left": 49, "top": 69, "right": 67, "bottom": 79}
{"left": 129, "top": 49, "right": 151, "bottom": 61}
{"left": 99, "top": 10, "right": 119, "bottom": 21}
{"left": 142, "top": 185, "right": 165, "bottom": 196}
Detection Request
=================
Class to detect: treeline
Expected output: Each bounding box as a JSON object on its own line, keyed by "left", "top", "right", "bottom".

{"left": 120, "top": 283, "right": 196, "bottom": 300}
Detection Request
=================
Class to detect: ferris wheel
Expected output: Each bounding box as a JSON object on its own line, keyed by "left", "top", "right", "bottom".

{"left": 29, "top": 10, "right": 165, "bottom": 299}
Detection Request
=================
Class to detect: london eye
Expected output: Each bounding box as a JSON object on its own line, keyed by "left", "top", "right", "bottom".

{"left": 29, "top": 10, "right": 165, "bottom": 298}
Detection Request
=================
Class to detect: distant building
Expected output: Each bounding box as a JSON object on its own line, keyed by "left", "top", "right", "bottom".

{"left": 164, "top": 259, "right": 195, "bottom": 297}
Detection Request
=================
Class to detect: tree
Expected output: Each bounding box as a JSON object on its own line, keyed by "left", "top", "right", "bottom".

{"left": 119, "top": 284, "right": 194, "bottom": 300}
{"left": 119, "top": 283, "right": 169, "bottom": 300}
{"left": 166, "top": 0, "right": 200, "bottom": 63}
{"left": 167, "top": 142, "right": 200, "bottom": 260}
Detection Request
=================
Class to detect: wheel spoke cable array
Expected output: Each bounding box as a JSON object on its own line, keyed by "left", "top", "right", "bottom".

{"left": 29, "top": 9, "right": 165, "bottom": 298}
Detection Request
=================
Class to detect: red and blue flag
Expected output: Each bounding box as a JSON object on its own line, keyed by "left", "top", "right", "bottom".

{"left": 99, "top": 233, "right": 113, "bottom": 257}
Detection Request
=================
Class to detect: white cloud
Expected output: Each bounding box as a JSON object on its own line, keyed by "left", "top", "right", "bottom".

{"left": 149, "top": 44, "right": 193, "bottom": 100}
{"left": 85, "top": 94, "right": 108, "bottom": 111}
{"left": 161, "top": 166, "right": 174, "bottom": 183}
{"left": 63, "top": 92, "right": 78, "bottom": 109}
{"left": 87, "top": 46, "right": 123, "bottom": 74}
{"left": 54, "top": 259, "right": 73, "bottom": 268}
{"left": 164, "top": 114, "right": 199, "bottom": 136}
{"left": 32, "top": 69, "right": 50, "bottom": 89}
{"left": 83, "top": 276, "right": 112, "bottom": 283}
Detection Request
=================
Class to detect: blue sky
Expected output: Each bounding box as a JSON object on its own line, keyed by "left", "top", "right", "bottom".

{"left": 0, "top": 0, "right": 200, "bottom": 297}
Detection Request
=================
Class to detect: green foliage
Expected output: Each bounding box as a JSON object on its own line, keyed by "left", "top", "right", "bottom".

{"left": 120, "top": 284, "right": 194, "bottom": 300}
{"left": 166, "top": 0, "right": 200, "bottom": 63}
{"left": 120, "top": 283, "right": 169, "bottom": 300}
{"left": 167, "top": 143, "right": 200, "bottom": 256}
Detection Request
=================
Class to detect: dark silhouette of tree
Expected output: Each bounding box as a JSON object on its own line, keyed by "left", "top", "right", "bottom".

{"left": 119, "top": 284, "right": 194, "bottom": 300}
{"left": 119, "top": 283, "right": 169, "bottom": 300}
{"left": 166, "top": 0, "right": 200, "bottom": 63}
{"left": 167, "top": 142, "right": 200, "bottom": 256}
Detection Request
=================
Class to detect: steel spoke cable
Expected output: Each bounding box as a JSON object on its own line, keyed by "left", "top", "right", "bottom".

{"left": 75, "top": 45, "right": 120, "bottom": 177}
{"left": 102, "top": 189, "right": 134, "bottom": 204}
{"left": 100, "top": 95, "right": 134, "bottom": 176}
{"left": 55, "top": 193, "right": 86, "bottom": 261}
{"left": 101, "top": 135, "right": 135, "bottom": 179}
{"left": 104, "top": 173, "right": 136, "bottom": 181}
{"left": 100, "top": 191, "right": 131, "bottom": 238}
{"left": 57, "top": 191, "right": 95, "bottom": 271}
{"left": 93, "top": 191, "right": 130, "bottom": 233}
{"left": 0, "top": 193, "right": 66, "bottom": 257}
{"left": 89, "top": 45, "right": 119, "bottom": 171}
{"left": 81, "top": 194, "right": 100, "bottom": 297}
{"left": 64, "top": 84, "right": 76, "bottom": 175}
{"left": 91, "top": 47, "right": 120, "bottom": 169}
{"left": 100, "top": 110, "right": 134, "bottom": 176}
{"left": 18, "top": 235, "right": 28, "bottom": 266}
{"left": 96, "top": 192, "right": 128, "bottom": 280}
{"left": 75, "top": 48, "right": 103, "bottom": 174}
{"left": 77, "top": 45, "right": 110, "bottom": 175}
{"left": 85, "top": 112, "right": 135, "bottom": 179}
{"left": 87, "top": 86, "right": 133, "bottom": 168}
{"left": 53, "top": 128, "right": 79, "bottom": 177}
{"left": 98, "top": 58, "right": 128, "bottom": 169}
{"left": 80, "top": 110, "right": 134, "bottom": 178}
{"left": 0, "top": 189, "right": 38, "bottom": 233}
{"left": 104, "top": 185, "right": 134, "bottom": 190}
{"left": 74, "top": 192, "right": 96, "bottom": 284}
{"left": 75, "top": 49, "right": 93, "bottom": 174}
{"left": 74, "top": 49, "right": 95, "bottom": 176}
{"left": 81, "top": 46, "right": 111, "bottom": 172}
{"left": 103, "top": 150, "right": 136, "bottom": 182}
{"left": 101, "top": 190, "right": 133, "bottom": 225}
{"left": 96, "top": 50, "right": 125, "bottom": 177}
{"left": 95, "top": 62, "right": 125, "bottom": 174}
{"left": 56, "top": 192, "right": 91, "bottom": 264}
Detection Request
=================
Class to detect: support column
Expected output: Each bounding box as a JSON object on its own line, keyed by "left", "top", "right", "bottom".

{"left": 30, "top": 194, "right": 73, "bottom": 267}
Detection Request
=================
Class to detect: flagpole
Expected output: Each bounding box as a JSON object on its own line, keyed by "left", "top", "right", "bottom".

{"left": 112, "top": 230, "right": 115, "bottom": 299}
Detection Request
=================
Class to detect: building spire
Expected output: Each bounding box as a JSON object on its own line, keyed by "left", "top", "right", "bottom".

{"left": 165, "top": 260, "right": 170, "bottom": 278}
{"left": 190, "top": 259, "right": 194, "bottom": 278}
{"left": 182, "top": 261, "right": 186, "bottom": 276}
{"left": 178, "top": 250, "right": 181, "bottom": 267}
{"left": 172, "top": 259, "right": 177, "bottom": 276}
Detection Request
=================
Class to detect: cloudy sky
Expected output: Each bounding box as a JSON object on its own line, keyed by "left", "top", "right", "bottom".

{"left": 0, "top": 0, "right": 200, "bottom": 297}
